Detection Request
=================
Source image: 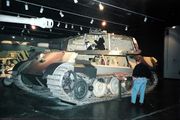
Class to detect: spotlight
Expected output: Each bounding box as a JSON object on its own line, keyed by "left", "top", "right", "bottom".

{"left": 24, "top": 25, "right": 27, "bottom": 29}
{"left": 80, "top": 26, "right": 83, "bottom": 31}
{"left": 12, "top": 36, "right": 16, "bottom": 39}
{"left": 65, "top": 24, "right": 68, "bottom": 28}
{"left": 49, "top": 29, "right": 52, "bottom": 32}
{"left": 144, "top": 16, "right": 147, "bottom": 22}
{"left": 31, "top": 25, "right": 36, "bottom": 30}
{"left": 57, "top": 22, "right": 60, "bottom": 27}
{"left": 172, "top": 26, "right": 176, "bottom": 29}
{"left": 40, "top": 6, "right": 44, "bottom": 13}
{"left": 59, "top": 10, "right": 64, "bottom": 17}
{"left": 71, "top": 24, "right": 74, "bottom": 29}
{"left": 1, "top": 26, "right": 5, "bottom": 30}
{"left": 90, "top": 18, "right": 94, "bottom": 24}
{"left": 125, "top": 26, "right": 128, "bottom": 31}
{"left": 27, "top": 30, "right": 30, "bottom": 34}
{"left": 101, "top": 20, "right": 107, "bottom": 27}
{"left": 74, "top": 0, "right": 78, "bottom": 4}
{"left": 6, "top": 0, "right": 10, "bottom": 7}
{"left": 21, "top": 29, "right": 25, "bottom": 33}
{"left": 99, "top": 2, "right": 104, "bottom": 11}
{"left": 25, "top": 3, "right": 29, "bottom": 10}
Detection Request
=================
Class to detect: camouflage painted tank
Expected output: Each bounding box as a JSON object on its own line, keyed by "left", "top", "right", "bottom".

{"left": 3, "top": 33, "right": 158, "bottom": 105}
{"left": 0, "top": 50, "right": 29, "bottom": 79}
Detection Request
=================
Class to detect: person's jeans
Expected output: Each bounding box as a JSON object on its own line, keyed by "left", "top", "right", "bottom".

{"left": 131, "top": 77, "right": 148, "bottom": 104}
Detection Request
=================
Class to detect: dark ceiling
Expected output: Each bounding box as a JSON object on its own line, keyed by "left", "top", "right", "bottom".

{"left": 0, "top": 0, "right": 180, "bottom": 39}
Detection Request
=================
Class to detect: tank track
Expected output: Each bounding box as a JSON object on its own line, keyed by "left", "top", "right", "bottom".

{"left": 46, "top": 63, "right": 120, "bottom": 105}
{"left": 12, "top": 62, "right": 158, "bottom": 106}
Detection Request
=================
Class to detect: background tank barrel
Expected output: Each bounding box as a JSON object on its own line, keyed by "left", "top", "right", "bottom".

{"left": 1, "top": 40, "right": 63, "bottom": 50}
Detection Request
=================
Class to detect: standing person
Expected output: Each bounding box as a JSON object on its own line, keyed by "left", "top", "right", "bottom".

{"left": 94, "top": 37, "right": 105, "bottom": 50}
{"left": 131, "top": 55, "right": 152, "bottom": 105}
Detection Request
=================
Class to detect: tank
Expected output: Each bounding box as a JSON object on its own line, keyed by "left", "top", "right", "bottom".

{"left": 0, "top": 50, "right": 29, "bottom": 80}
{"left": 3, "top": 33, "right": 158, "bottom": 105}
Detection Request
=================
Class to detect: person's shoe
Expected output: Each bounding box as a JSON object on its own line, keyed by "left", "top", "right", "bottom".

{"left": 130, "top": 102, "right": 136, "bottom": 107}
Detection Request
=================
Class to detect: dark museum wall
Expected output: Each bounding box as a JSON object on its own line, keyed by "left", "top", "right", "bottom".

{"left": 130, "top": 24, "right": 165, "bottom": 80}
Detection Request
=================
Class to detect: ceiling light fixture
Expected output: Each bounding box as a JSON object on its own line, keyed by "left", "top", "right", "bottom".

{"left": 90, "top": 18, "right": 94, "bottom": 24}
{"left": 101, "top": 20, "right": 107, "bottom": 27}
{"left": 31, "top": 25, "right": 36, "bottom": 30}
{"left": 65, "top": 24, "right": 68, "bottom": 28}
{"left": 27, "top": 30, "right": 30, "bottom": 34}
{"left": 80, "top": 26, "right": 83, "bottom": 30}
{"left": 13, "top": 0, "right": 127, "bottom": 30}
{"left": 71, "top": 24, "right": 74, "bottom": 29}
{"left": 99, "top": 2, "right": 104, "bottom": 11}
{"left": 21, "top": 29, "right": 25, "bottom": 33}
{"left": 40, "top": 6, "right": 44, "bottom": 13}
{"left": 74, "top": 0, "right": 78, "bottom": 4}
{"left": 57, "top": 22, "right": 60, "bottom": 27}
{"left": 12, "top": 0, "right": 165, "bottom": 35}
{"left": 125, "top": 26, "right": 128, "bottom": 31}
{"left": 1, "top": 26, "right": 5, "bottom": 30}
{"left": 12, "top": 36, "right": 16, "bottom": 39}
{"left": 24, "top": 24, "right": 27, "bottom": 29}
{"left": 25, "top": 3, "right": 29, "bottom": 10}
{"left": 59, "top": 10, "right": 64, "bottom": 17}
{"left": 92, "top": 0, "right": 164, "bottom": 22}
{"left": 144, "top": 16, "right": 147, "bottom": 22}
{"left": 172, "top": 26, "right": 176, "bottom": 29}
{"left": 6, "top": 0, "right": 10, "bottom": 7}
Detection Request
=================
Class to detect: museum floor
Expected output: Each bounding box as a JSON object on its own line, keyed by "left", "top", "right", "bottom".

{"left": 0, "top": 78, "right": 180, "bottom": 120}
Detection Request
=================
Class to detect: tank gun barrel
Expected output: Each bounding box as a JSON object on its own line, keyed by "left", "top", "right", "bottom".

{"left": 0, "top": 14, "right": 54, "bottom": 28}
